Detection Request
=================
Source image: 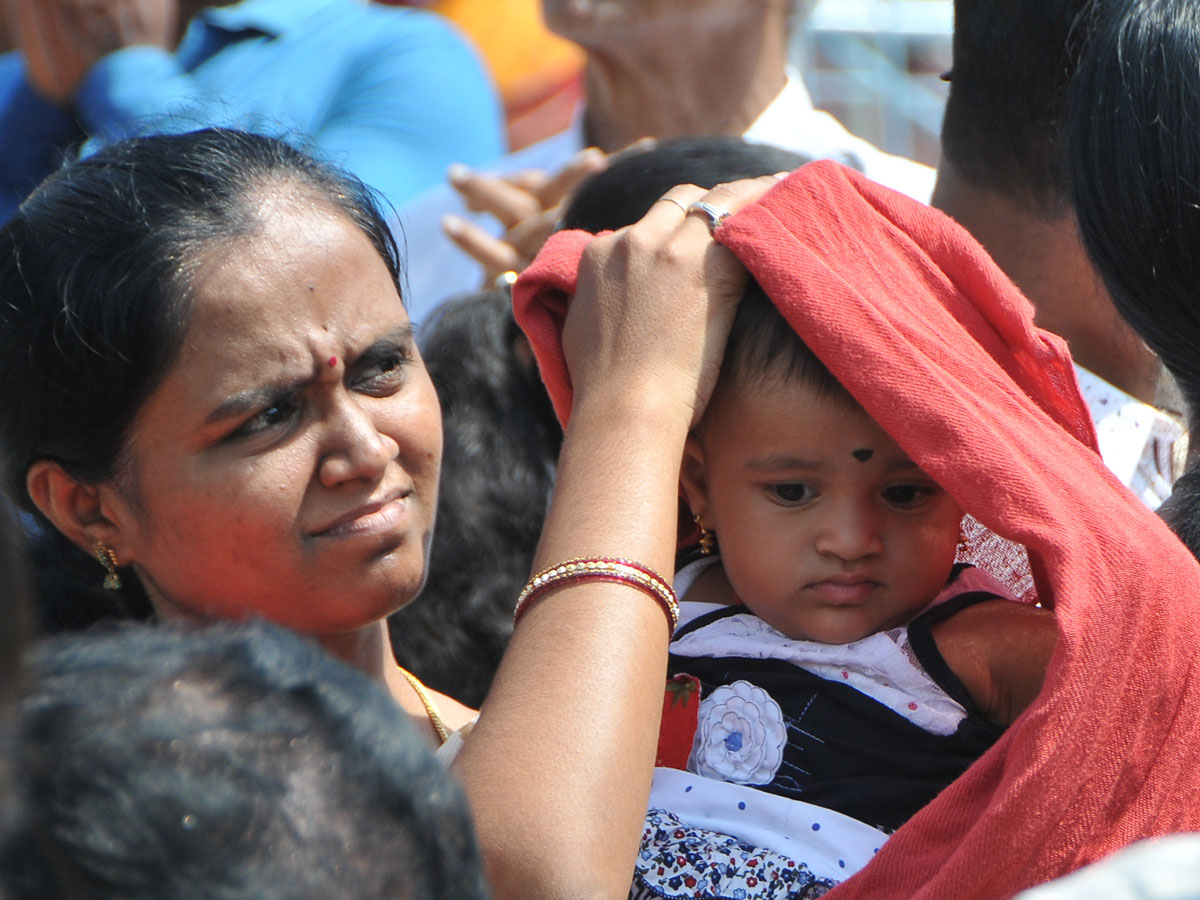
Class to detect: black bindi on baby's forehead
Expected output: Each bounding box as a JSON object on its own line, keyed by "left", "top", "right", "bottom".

{"left": 851, "top": 448, "right": 874, "bottom": 462}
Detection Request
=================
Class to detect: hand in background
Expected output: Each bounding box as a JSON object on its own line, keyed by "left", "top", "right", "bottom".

{"left": 9, "top": 0, "right": 178, "bottom": 103}
{"left": 441, "top": 146, "right": 609, "bottom": 283}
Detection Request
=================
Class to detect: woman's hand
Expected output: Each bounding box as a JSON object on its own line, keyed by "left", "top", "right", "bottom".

{"left": 562, "top": 174, "right": 785, "bottom": 430}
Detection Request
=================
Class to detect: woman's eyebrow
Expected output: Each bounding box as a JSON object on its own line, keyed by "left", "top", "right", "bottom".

{"left": 205, "top": 380, "right": 299, "bottom": 425}
{"left": 342, "top": 324, "right": 417, "bottom": 369}
{"left": 205, "top": 324, "right": 415, "bottom": 424}
{"left": 354, "top": 323, "right": 416, "bottom": 354}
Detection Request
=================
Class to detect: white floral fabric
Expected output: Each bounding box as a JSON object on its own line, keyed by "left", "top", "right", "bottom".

{"left": 1074, "top": 364, "right": 1186, "bottom": 509}
{"left": 645, "top": 768, "right": 888, "bottom": 885}
{"left": 631, "top": 808, "right": 836, "bottom": 900}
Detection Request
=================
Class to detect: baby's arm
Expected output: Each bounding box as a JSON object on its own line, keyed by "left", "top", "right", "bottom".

{"left": 931, "top": 600, "right": 1058, "bottom": 727}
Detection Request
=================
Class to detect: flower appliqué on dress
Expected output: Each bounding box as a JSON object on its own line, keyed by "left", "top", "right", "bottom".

{"left": 689, "top": 681, "right": 786, "bottom": 786}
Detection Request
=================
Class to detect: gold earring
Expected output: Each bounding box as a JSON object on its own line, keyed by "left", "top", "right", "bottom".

{"left": 694, "top": 514, "right": 715, "bottom": 556}
{"left": 956, "top": 532, "right": 970, "bottom": 554}
{"left": 94, "top": 541, "right": 122, "bottom": 590}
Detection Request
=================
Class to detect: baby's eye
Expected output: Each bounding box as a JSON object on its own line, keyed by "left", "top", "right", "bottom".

{"left": 882, "top": 483, "right": 934, "bottom": 508}
{"left": 234, "top": 394, "right": 301, "bottom": 439}
{"left": 767, "top": 483, "right": 816, "bottom": 505}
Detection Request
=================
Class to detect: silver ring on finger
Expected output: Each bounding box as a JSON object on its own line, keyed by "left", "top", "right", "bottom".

{"left": 657, "top": 196, "right": 689, "bottom": 213}
{"left": 686, "top": 201, "right": 731, "bottom": 234}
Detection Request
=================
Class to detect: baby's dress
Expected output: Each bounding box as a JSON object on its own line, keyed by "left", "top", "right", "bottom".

{"left": 630, "top": 559, "right": 1012, "bottom": 900}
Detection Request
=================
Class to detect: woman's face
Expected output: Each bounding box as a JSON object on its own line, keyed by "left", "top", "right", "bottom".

{"left": 106, "top": 196, "right": 442, "bottom": 634}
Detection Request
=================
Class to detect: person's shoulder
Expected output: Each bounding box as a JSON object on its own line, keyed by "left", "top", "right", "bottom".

{"left": 936, "top": 600, "right": 1051, "bottom": 643}
{"left": 932, "top": 600, "right": 1057, "bottom": 726}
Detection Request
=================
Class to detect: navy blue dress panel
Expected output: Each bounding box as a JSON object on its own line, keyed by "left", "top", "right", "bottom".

{"left": 666, "top": 594, "right": 1004, "bottom": 833}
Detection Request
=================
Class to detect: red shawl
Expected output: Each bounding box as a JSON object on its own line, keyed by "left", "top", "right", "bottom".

{"left": 513, "top": 160, "right": 1200, "bottom": 897}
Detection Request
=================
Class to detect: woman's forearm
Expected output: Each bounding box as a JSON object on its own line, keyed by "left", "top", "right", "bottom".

{"left": 455, "top": 396, "right": 688, "bottom": 900}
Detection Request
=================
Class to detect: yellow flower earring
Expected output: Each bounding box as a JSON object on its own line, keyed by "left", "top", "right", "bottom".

{"left": 694, "top": 514, "right": 716, "bottom": 556}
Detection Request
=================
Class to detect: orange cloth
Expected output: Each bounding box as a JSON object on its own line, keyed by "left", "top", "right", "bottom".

{"left": 376, "top": 0, "right": 583, "bottom": 149}
{"left": 514, "top": 160, "right": 1200, "bottom": 897}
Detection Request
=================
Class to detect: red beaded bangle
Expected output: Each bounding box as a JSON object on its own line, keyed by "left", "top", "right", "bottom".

{"left": 513, "top": 557, "right": 680, "bottom": 635}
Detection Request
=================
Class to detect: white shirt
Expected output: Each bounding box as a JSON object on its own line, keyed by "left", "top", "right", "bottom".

{"left": 739, "top": 72, "right": 936, "bottom": 203}
{"left": 1073, "top": 364, "right": 1186, "bottom": 509}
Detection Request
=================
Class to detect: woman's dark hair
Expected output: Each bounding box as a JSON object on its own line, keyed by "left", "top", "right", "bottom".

{"left": 0, "top": 463, "right": 32, "bottom": 703}
{"left": 1066, "top": 0, "right": 1200, "bottom": 551}
{"left": 0, "top": 128, "right": 403, "bottom": 626}
{"left": 560, "top": 135, "right": 809, "bottom": 233}
{"left": 1066, "top": 0, "right": 1200, "bottom": 414}
{"left": 0, "top": 454, "right": 33, "bottom": 844}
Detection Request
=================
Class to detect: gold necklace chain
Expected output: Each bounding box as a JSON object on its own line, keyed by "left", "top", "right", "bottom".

{"left": 396, "top": 665, "right": 449, "bottom": 745}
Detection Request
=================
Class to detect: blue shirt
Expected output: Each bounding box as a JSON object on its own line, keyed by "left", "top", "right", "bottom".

{"left": 0, "top": 0, "right": 505, "bottom": 221}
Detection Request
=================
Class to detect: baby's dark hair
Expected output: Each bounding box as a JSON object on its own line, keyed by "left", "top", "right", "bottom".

{"left": 717, "top": 279, "right": 856, "bottom": 408}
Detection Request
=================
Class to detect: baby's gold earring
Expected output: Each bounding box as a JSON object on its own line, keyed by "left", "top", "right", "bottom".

{"left": 94, "top": 541, "right": 122, "bottom": 591}
{"left": 694, "top": 514, "right": 715, "bottom": 556}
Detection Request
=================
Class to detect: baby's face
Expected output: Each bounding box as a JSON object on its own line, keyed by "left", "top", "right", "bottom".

{"left": 683, "top": 376, "right": 962, "bottom": 643}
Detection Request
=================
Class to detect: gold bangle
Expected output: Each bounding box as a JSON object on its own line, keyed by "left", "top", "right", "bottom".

{"left": 513, "top": 557, "right": 679, "bottom": 635}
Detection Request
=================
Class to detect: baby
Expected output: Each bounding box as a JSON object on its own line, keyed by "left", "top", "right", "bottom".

{"left": 633, "top": 283, "right": 1056, "bottom": 899}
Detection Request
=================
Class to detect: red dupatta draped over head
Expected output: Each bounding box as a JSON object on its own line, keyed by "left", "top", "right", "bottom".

{"left": 513, "top": 160, "right": 1200, "bottom": 897}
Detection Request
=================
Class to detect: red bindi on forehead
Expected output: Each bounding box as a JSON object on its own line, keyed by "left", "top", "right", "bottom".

{"left": 328, "top": 356, "right": 338, "bottom": 368}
